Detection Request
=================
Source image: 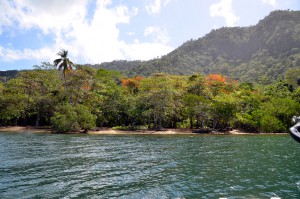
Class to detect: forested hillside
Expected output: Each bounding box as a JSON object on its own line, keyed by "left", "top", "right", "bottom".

{"left": 0, "top": 48, "right": 299, "bottom": 133}
{"left": 0, "top": 70, "right": 19, "bottom": 82}
{"left": 1, "top": 10, "right": 299, "bottom": 84}
{"left": 1, "top": 65, "right": 299, "bottom": 133}
{"left": 96, "top": 10, "right": 300, "bottom": 83}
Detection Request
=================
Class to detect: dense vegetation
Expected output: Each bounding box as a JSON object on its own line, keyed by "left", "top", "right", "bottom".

{"left": 0, "top": 58, "right": 299, "bottom": 133}
{"left": 1, "top": 10, "right": 299, "bottom": 133}
{"left": 97, "top": 10, "right": 300, "bottom": 83}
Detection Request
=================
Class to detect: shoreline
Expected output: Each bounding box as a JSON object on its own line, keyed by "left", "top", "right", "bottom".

{"left": 0, "top": 126, "right": 288, "bottom": 135}
{"left": 0, "top": 126, "right": 53, "bottom": 133}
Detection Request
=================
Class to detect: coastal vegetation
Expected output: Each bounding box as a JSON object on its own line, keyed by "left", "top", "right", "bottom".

{"left": 0, "top": 56, "right": 299, "bottom": 133}
{"left": 0, "top": 10, "right": 300, "bottom": 133}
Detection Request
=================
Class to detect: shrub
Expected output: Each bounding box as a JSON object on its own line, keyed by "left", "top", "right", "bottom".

{"left": 260, "top": 114, "right": 285, "bottom": 133}
{"left": 112, "top": 125, "right": 148, "bottom": 131}
{"left": 51, "top": 103, "right": 96, "bottom": 133}
{"left": 112, "top": 126, "right": 131, "bottom": 131}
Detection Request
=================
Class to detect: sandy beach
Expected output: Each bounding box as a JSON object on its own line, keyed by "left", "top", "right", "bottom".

{"left": 0, "top": 126, "right": 194, "bottom": 134}
{"left": 0, "top": 126, "right": 287, "bottom": 135}
{"left": 89, "top": 128, "right": 195, "bottom": 135}
{"left": 0, "top": 126, "right": 194, "bottom": 135}
{"left": 0, "top": 126, "right": 52, "bottom": 133}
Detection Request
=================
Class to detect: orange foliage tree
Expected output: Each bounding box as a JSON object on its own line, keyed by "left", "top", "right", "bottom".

{"left": 206, "top": 74, "right": 226, "bottom": 85}
{"left": 205, "top": 74, "right": 238, "bottom": 95}
{"left": 121, "top": 76, "right": 144, "bottom": 94}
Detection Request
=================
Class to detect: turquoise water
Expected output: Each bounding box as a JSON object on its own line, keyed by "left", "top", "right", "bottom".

{"left": 0, "top": 132, "right": 300, "bottom": 199}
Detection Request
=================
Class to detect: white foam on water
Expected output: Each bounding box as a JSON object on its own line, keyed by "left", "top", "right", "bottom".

{"left": 296, "top": 181, "right": 300, "bottom": 190}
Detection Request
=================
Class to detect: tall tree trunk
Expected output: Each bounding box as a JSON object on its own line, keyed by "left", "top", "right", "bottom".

{"left": 35, "top": 113, "right": 40, "bottom": 127}
{"left": 153, "top": 112, "right": 157, "bottom": 130}
{"left": 173, "top": 118, "right": 177, "bottom": 128}
{"left": 14, "top": 118, "right": 18, "bottom": 126}
{"left": 158, "top": 111, "right": 162, "bottom": 130}
{"left": 196, "top": 115, "right": 200, "bottom": 128}
{"left": 148, "top": 116, "right": 151, "bottom": 129}
{"left": 213, "top": 120, "right": 218, "bottom": 129}
{"left": 190, "top": 115, "right": 194, "bottom": 129}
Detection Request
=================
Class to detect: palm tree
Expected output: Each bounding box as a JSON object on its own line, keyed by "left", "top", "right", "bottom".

{"left": 53, "top": 49, "right": 74, "bottom": 84}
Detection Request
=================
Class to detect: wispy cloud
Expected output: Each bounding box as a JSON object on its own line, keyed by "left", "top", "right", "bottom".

{"left": 0, "top": 47, "right": 54, "bottom": 62}
{"left": 145, "top": 0, "right": 172, "bottom": 15}
{"left": 209, "top": 0, "right": 239, "bottom": 27}
{"left": 262, "top": 0, "right": 277, "bottom": 8}
{"left": 144, "top": 26, "right": 170, "bottom": 44}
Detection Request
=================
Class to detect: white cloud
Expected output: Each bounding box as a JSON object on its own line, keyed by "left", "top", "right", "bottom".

{"left": 0, "top": 0, "right": 89, "bottom": 34}
{"left": 144, "top": 26, "right": 170, "bottom": 44}
{"left": 0, "top": 0, "right": 174, "bottom": 65}
{"left": 0, "top": 1, "right": 14, "bottom": 34}
{"left": 262, "top": 0, "right": 277, "bottom": 8}
{"left": 209, "top": 0, "right": 239, "bottom": 27}
{"left": 127, "top": 32, "right": 135, "bottom": 36}
{"left": 0, "top": 46, "right": 54, "bottom": 62}
{"left": 145, "top": 0, "right": 172, "bottom": 15}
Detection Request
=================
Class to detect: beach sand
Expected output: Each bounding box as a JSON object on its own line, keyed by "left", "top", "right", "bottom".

{"left": 0, "top": 126, "right": 52, "bottom": 133}
{"left": 89, "top": 128, "right": 195, "bottom": 135}
{"left": 0, "top": 126, "right": 193, "bottom": 134}
{"left": 0, "top": 126, "right": 286, "bottom": 135}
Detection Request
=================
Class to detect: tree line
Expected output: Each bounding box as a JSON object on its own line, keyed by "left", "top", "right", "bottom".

{"left": 0, "top": 50, "right": 299, "bottom": 133}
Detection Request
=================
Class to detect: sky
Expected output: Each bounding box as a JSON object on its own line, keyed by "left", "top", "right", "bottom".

{"left": 0, "top": 0, "right": 299, "bottom": 71}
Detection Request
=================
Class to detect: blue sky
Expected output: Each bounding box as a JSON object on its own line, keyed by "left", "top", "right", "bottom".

{"left": 0, "top": 0, "right": 299, "bottom": 71}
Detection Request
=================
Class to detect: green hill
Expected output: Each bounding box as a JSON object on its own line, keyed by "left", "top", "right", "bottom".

{"left": 0, "top": 70, "right": 19, "bottom": 82}
{"left": 96, "top": 10, "right": 300, "bottom": 83}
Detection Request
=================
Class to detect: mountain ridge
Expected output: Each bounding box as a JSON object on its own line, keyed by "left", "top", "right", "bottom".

{"left": 1, "top": 10, "right": 299, "bottom": 84}
{"left": 96, "top": 10, "right": 300, "bottom": 83}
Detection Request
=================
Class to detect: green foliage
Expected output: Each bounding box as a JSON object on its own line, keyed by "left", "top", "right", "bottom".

{"left": 259, "top": 97, "right": 300, "bottom": 131}
{"left": 111, "top": 125, "right": 139, "bottom": 131}
{"left": 285, "top": 68, "right": 300, "bottom": 88}
{"left": 1, "top": 58, "right": 299, "bottom": 133}
{"left": 264, "top": 80, "right": 293, "bottom": 98}
{"left": 138, "top": 74, "right": 185, "bottom": 130}
{"left": 33, "top": 62, "right": 56, "bottom": 70}
{"left": 212, "top": 94, "right": 237, "bottom": 129}
{"left": 17, "top": 68, "right": 62, "bottom": 126}
{"left": 51, "top": 103, "right": 96, "bottom": 133}
{"left": 94, "top": 10, "right": 300, "bottom": 84}
{"left": 53, "top": 49, "right": 74, "bottom": 84}
{"left": 293, "top": 87, "right": 300, "bottom": 103}
{"left": 0, "top": 82, "right": 3, "bottom": 94}
{"left": 0, "top": 78, "right": 30, "bottom": 124}
{"left": 260, "top": 114, "right": 286, "bottom": 133}
{"left": 0, "top": 93, "right": 29, "bottom": 123}
{"left": 183, "top": 94, "right": 210, "bottom": 128}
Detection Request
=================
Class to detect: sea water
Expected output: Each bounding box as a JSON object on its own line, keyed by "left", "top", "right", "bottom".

{"left": 0, "top": 132, "right": 300, "bottom": 198}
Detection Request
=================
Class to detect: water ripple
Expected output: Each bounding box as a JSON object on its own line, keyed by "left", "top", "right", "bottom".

{"left": 1, "top": 133, "right": 300, "bottom": 198}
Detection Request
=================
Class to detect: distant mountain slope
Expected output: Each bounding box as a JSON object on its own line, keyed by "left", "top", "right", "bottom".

{"left": 0, "top": 70, "right": 19, "bottom": 82}
{"left": 96, "top": 10, "right": 300, "bottom": 83}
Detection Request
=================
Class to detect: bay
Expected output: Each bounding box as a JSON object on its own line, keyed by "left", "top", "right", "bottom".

{"left": 0, "top": 132, "right": 300, "bottom": 198}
